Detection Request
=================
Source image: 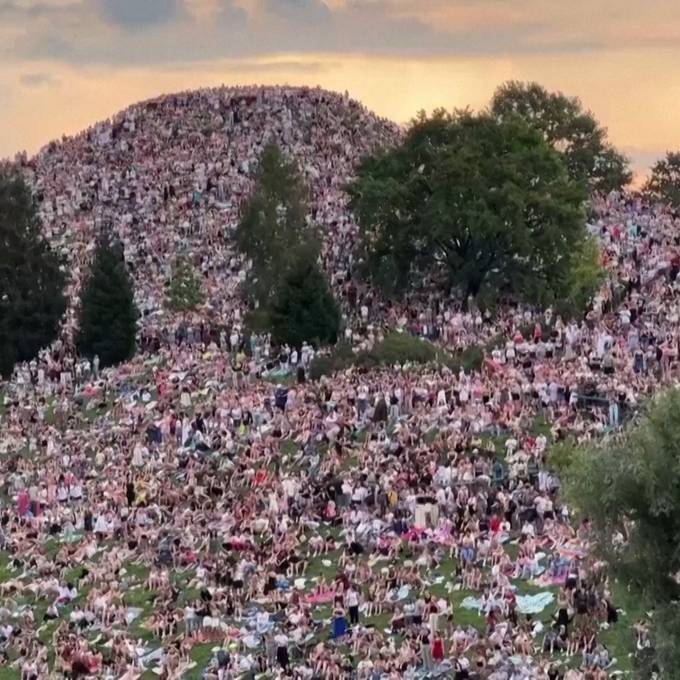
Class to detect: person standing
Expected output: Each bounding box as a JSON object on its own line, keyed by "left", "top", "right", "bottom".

{"left": 346, "top": 585, "right": 360, "bottom": 626}
{"left": 420, "top": 626, "right": 433, "bottom": 671}
{"left": 274, "top": 630, "right": 289, "bottom": 671}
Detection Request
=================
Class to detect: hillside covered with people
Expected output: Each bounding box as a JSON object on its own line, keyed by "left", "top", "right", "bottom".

{"left": 1, "top": 83, "right": 680, "bottom": 679}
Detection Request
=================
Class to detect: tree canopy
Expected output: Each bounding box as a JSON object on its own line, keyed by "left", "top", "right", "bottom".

{"left": 236, "top": 143, "right": 341, "bottom": 347}
{"left": 645, "top": 152, "right": 680, "bottom": 209}
{"left": 349, "top": 109, "right": 595, "bottom": 308}
{"left": 76, "top": 238, "right": 137, "bottom": 368}
{"left": 167, "top": 254, "right": 204, "bottom": 312}
{"left": 556, "top": 233, "right": 606, "bottom": 319}
{"left": 490, "top": 81, "right": 632, "bottom": 194}
{"left": 568, "top": 390, "right": 680, "bottom": 675}
{"left": 0, "top": 172, "right": 67, "bottom": 378}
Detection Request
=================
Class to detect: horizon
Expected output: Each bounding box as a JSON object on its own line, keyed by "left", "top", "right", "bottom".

{"left": 2, "top": 1, "right": 680, "bottom": 184}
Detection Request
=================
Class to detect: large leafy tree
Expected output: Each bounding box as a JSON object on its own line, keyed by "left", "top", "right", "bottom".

{"left": 349, "top": 109, "right": 591, "bottom": 307}
{"left": 556, "top": 233, "right": 606, "bottom": 319}
{"left": 237, "top": 143, "right": 340, "bottom": 346}
{"left": 236, "top": 142, "right": 317, "bottom": 309}
{"left": 645, "top": 152, "right": 680, "bottom": 209}
{"left": 568, "top": 390, "right": 680, "bottom": 676}
{"left": 268, "top": 244, "right": 340, "bottom": 348}
{"left": 76, "top": 238, "right": 137, "bottom": 368}
{"left": 490, "top": 81, "right": 632, "bottom": 194}
{"left": 0, "top": 172, "right": 66, "bottom": 378}
{"left": 167, "top": 254, "right": 204, "bottom": 312}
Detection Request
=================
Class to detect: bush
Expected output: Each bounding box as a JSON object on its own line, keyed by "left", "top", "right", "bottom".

{"left": 368, "top": 334, "right": 485, "bottom": 372}
{"left": 458, "top": 344, "right": 484, "bottom": 372}
{"left": 307, "top": 333, "right": 485, "bottom": 380}
{"left": 308, "top": 355, "right": 338, "bottom": 381}
{"left": 308, "top": 341, "right": 355, "bottom": 380}
{"left": 547, "top": 438, "right": 578, "bottom": 474}
{"left": 362, "top": 333, "right": 445, "bottom": 366}
{"left": 267, "top": 248, "right": 340, "bottom": 348}
{"left": 167, "top": 254, "right": 204, "bottom": 312}
{"left": 245, "top": 308, "right": 271, "bottom": 335}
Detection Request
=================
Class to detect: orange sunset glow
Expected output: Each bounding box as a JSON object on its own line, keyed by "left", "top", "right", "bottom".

{"left": 1, "top": 0, "right": 679, "bottom": 181}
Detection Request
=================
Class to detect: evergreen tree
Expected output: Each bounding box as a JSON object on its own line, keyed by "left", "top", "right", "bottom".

{"left": 236, "top": 143, "right": 341, "bottom": 347}
{"left": 76, "top": 238, "right": 137, "bottom": 368}
{"left": 236, "top": 142, "right": 318, "bottom": 308}
{"left": 167, "top": 254, "right": 204, "bottom": 312}
{"left": 0, "top": 172, "right": 66, "bottom": 378}
{"left": 268, "top": 245, "right": 340, "bottom": 348}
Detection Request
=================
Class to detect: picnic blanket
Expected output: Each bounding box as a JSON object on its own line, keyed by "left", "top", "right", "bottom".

{"left": 460, "top": 591, "right": 554, "bottom": 615}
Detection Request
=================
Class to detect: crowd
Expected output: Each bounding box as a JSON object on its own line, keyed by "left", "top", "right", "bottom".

{"left": 0, "top": 88, "right": 677, "bottom": 678}
{"left": 10, "top": 85, "right": 399, "bottom": 354}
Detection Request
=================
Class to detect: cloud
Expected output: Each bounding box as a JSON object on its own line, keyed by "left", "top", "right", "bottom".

{"left": 2, "top": 0, "right": 680, "bottom": 68}
{"left": 95, "top": 0, "right": 183, "bottom": 29}
{"left": 215, "top": 0, "right": 248, "bottom": 24}
{"left": 261, "top": 0, "right": 332, "bottom": 24}
{"left": 223, "top": 58, "right": 335, "bottom": 74}
{"left": 19, "top": 72, "right": 55, "bottom": 86}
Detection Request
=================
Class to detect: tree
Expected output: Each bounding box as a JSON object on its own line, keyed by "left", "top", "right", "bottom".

{"left": 645, "top": 152, "right": 680, "bottom": 209}
{"left": 76, "top": 238, "right": 137, "bottom": 368}
{"left": 555, "top": 234, "right": 606, "bottom": 319}
{"left": 236, "top": 142, "right": 317, "bottom": 309}
{"left": 237, "top": 143, "right": 340, "bottom": 347}
{"left": 0, "top": 172, "right": 66, "bottom": 378}
{"left": 267, "top": 244, "right": 340, "bottom": 348}
{"left": 167, "top": 254, "right": 203, "bottom": 312}
{"left": 568, "top": 390, "right": 680, "bottom": 676}
{"left": 490, "top": 81, "right": 632, "bottom": 194}
{"left": 349, "top": 109, "right": 590, "bottom": 308}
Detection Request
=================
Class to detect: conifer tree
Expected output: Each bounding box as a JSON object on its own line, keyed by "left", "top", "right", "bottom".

{"left": 167, "top": 254, "right": 204, "bottom": 312}
{"left": 236, "top": 142, "right": 317, "bottom": 308}
{"left": 0, "top": 172, "right": 66, "bottom": 378}
{"left": 268, "top": 244, "right": 340, "bottom": 348}
{"left": 76, "top": 237, "right": 137, "bottom": 367}
{"left": 237, "top": 143, "right": 341, "bottom": 346}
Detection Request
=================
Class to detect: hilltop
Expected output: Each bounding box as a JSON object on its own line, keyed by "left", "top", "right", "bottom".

{"left": 12, "top": 86, "right": 400, "bottom": 332}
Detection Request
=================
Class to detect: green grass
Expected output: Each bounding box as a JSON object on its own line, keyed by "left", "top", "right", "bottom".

{"left": 123, "top": 561, "right": 151, "bottom": 581}
{"left": 305, "top": 549, "right": 343, "bottom": 583}
{"left": 599, "top": 580, "right": 644, "bottom": 674}
{"left": 124, "top": 586, "right": 157, "bottom": 610}
{"left": 529, "top": 411, "right": 552, "bottom": 438}
{"left": 280, "top": 439, "right": 299, "bottom": 457}
{"left": 185, "top": 643, "right": 215, "bottom": 679}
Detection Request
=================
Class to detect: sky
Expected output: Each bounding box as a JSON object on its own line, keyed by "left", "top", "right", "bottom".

{"left": 1, "top": 0, "right": 679, "bottom": 181}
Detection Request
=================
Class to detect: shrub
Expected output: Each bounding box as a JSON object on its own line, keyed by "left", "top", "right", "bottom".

{"left": 359, "top": 333, "right": 484, "bottom": 372}
{"left": 308, "top": 355, "right": 338, "bottom": 381}
{"left": 307, "top": 333, "right": 485, "bottom": 380}
{"left": 363, "top": 333, "right": 443, "bottom": 366}
{"left": 547, "top": 438, "right": 579, "bottom": 474}
{"left": 458, "top": 344, "right": 484, "bottom": 372}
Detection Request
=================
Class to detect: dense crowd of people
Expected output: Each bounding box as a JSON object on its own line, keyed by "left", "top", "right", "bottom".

{"left": 0, "top": 87, "right": 676, "bottom": 678}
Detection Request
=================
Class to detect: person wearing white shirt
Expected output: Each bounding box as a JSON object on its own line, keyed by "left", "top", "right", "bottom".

{"left": 274, "top": 632, "right": 289, "bottom": 670}
{"left": 346, "top": 586, "right": 360, "bottom": 624}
